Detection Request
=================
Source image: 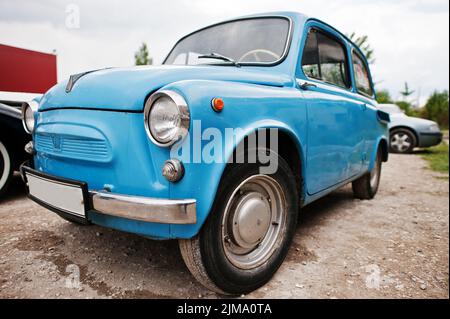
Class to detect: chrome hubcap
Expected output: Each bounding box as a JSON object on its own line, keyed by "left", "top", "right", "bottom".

{"left": 232, "top": 192, "right": 271, "bottom": 250}
{"left": 222, "top": 175, "right": 286, "bottom": 270}
{"left": 391, "top": 133, "right": 411, "bottom": 152}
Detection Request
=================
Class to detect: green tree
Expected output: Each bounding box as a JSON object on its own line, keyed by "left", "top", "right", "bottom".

{"left": 376, "top": 90, "right": 393, "bottom": 104}
{"left": 348, "top": 32, "right": 375, "bottom": 64}
{"left": 134, "top": 42, "right": 153, "bottom": 66}
{"left": 424, "top": 90, "right": 449, "bottom": 128}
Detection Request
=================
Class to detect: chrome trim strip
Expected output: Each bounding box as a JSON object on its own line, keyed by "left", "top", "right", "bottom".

{"left": 91, "top": 191, "right": 197, "bottom": 225}
{"left": 0, "top": 103, "right": 21, "bottom": 119}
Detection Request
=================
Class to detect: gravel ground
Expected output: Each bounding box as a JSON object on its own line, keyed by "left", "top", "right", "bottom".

{"left": 0, "top": 153, "right": 448, "bottom": 299}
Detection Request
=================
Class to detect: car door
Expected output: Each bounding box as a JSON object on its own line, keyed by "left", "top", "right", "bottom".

{"left": 298, "top": 26, "right": 364, "bottom": 195}
{"left": 351, "top": 49, "right": 378, "bottom": 167}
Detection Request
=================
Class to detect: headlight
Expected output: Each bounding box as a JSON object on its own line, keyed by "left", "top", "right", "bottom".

{"left": 21, "top": 101, "right": 38, "bottom": 134}
{"left": 428, "top": 123, "right": 440, "bottom": 132}
{"left": 144, "top": 90, "right": 190, "bottom": 147}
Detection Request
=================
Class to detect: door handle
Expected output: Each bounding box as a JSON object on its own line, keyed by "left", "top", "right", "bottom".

{"left": 299, "top": 82, "right": 317, "bottom": 90}
{"left": 360, "top": 103, "right": 368, "bottom": 111}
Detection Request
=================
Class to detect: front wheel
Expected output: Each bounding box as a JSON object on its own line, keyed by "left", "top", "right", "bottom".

{"left": 390, "top": 128, "right": 416, "bottom": 154}
{"left": 0, "top": 139, "right": 13, "bottom": 198}
{"left": 179, "top": 153, "right": 298, "bottom": 295}
{"left": 352, "top": 148, "right": 382, "bottom": 200}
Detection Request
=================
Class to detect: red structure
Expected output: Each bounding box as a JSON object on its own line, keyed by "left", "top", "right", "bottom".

{"left": 0, "top": 44, "right": 57, "bottom": 94}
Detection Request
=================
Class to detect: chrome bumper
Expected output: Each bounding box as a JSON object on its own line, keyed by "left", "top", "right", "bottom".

{"left": 91, "top": 192, "right": 196, "bottom": 224}
{"left": 21, "top": 162, "right": 196, "bottom": 225}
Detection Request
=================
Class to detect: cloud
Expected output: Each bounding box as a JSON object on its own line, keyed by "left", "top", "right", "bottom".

{"left": 0, "top": 0, "right": 448, "bottom": 104}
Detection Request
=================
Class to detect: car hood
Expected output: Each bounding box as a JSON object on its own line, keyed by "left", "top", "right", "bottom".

{"left": 39, "top": 65, "right": 293, "bottom": 112}
{"left": 390, "top": 113, "right": 437, "bottom": 127}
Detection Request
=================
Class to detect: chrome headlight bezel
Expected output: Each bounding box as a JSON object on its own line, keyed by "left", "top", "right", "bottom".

{"left": 21, "top": 100, "right": 38, "bottom": 134}
{"left": 144, "top": 90, "right": 190, "bottom": 147}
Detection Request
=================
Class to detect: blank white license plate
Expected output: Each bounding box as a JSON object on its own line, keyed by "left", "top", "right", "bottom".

{"left": 26, "top": 172, "right": 86, "bottom": 218}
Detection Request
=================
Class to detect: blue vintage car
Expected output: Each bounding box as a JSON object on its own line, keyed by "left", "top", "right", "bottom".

{"left": 21, "top": 12, "right": 389, "bottom": 294}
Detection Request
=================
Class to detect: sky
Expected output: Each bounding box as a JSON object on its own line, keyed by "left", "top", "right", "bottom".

{"left": 0, "top": 0, "right": 449, "bottom": 105}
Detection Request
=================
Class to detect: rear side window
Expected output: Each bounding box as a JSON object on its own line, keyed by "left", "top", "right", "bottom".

{"left": 352, "top": 51, "right": 373, "bottom": 96}
{"left": 301, "top": 29, "right": 351, "bottom": 89}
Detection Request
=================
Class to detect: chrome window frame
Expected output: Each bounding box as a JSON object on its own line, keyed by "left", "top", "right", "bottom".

{"left": 300, "top": 27, "right": 353, "bottom": 91}
{"left": 351, "top": 48, "right": 376, "bottom": 99}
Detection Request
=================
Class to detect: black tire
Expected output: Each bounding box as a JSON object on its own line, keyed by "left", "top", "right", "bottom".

{"left": 352, "top": 148, "right": 382, "bottom": 200}
{"left": 389, "top": 128, "right": 417, "bottom": 154}
{"left": 0, "top": 139, "right": 13, "bottom": 198}
{"left": 179, "top": 152, "right": 298, "bottom": 295}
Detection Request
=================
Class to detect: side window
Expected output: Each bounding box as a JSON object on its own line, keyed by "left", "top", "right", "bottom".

{"left": 301, "top": 31, "right": 320, "bottom": 80}
{"left": 301, "top": 28, "right": 351, "bottom": 89}
{"left": 352, "top": 51, "right": 373, "bottom": 96}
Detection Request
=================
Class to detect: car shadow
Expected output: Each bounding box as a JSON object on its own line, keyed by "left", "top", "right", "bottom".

{"left": 1, "top": 173, "right": 27, "bottom": 203}
{"left": 57, "top": 221, "right": 197, "bottom": 298}
{"left": 297, "top": 186, "right": 354, "bottom": 229}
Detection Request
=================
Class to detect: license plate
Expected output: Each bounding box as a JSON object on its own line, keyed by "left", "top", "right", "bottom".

{"left": 26, "top": 172, "right": 86, "bottom": 218}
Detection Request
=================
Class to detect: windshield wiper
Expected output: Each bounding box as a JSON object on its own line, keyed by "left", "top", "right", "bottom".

{"left": 198, "top": 52, "right": 241, "bottom": 67}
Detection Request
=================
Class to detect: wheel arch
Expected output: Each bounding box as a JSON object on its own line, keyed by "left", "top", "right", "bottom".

{"left": 224, "top": 123, "right": 306, "bottom": 206}
{"left": 378, "top": 138, "right": 389, "bottom": 162}
{"left": 369, "top": 137, "right": 389, "bottom": 172}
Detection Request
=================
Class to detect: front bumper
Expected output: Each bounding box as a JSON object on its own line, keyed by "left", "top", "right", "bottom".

{"left": 20, "top": 162, "right": 196, "bottom": 225}
{"left": 419, "top": 132, "right": 443, "bottom": 148}
{"left": 91, "top": 192, "right": 196, "bottom": 224}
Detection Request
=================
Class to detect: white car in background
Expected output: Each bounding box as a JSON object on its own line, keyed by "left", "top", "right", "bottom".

{"left": 378, "top": 104, "right": 443, "bottom": 154}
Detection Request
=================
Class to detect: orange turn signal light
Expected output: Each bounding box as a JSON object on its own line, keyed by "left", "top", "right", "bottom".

{"left": 211, "top": 98, "right": 224, "bottom": 112}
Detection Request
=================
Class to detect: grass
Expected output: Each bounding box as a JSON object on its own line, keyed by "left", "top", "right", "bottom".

{"left": 420, "top": 142, "right": 449, "bottom": 174}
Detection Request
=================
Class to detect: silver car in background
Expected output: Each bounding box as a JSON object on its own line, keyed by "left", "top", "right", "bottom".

{"left": 378, "top": 104, "right": 443, "bottom": 154}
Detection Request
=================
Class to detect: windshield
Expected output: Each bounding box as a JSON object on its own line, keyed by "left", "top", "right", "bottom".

{"left": 164, "top": 17, "right": 291, "bottom": 66}
{"left": 379, "top": 104, "right": 403, "bottom": 114}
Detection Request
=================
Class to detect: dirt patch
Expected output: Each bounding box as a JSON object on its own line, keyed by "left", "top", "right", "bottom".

{"left": 14, "top": 233, "right": 174, "bottom": 298}
{"left": 14, "top": 230, "right": 65, "bottom": 252}
{"left": 285, "top": 243, "right": 318, "bottom": 264}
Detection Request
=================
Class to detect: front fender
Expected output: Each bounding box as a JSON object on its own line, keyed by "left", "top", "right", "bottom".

{"left": 157, "top": 79, "right": 307, "bottom": 238}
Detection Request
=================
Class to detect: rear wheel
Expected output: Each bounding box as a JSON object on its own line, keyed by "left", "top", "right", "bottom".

{"left": 352, "top": 148, "right": 382, "bottom": 200}
{"left": 390, "top": 128, "right": 416, "bottom": 154}
{"left": 0, "top": 139, "right": 13, "bottom": 198}
{"left": 179, "top": 152, "right": 298, "bottom": 295}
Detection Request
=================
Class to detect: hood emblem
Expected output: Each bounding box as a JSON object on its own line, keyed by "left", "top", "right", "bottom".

{"left": 52, "top": 135, "right": 62, "bottom": 151}
{"left": 65, "top": 68, "right": 112, "bottom": 93}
